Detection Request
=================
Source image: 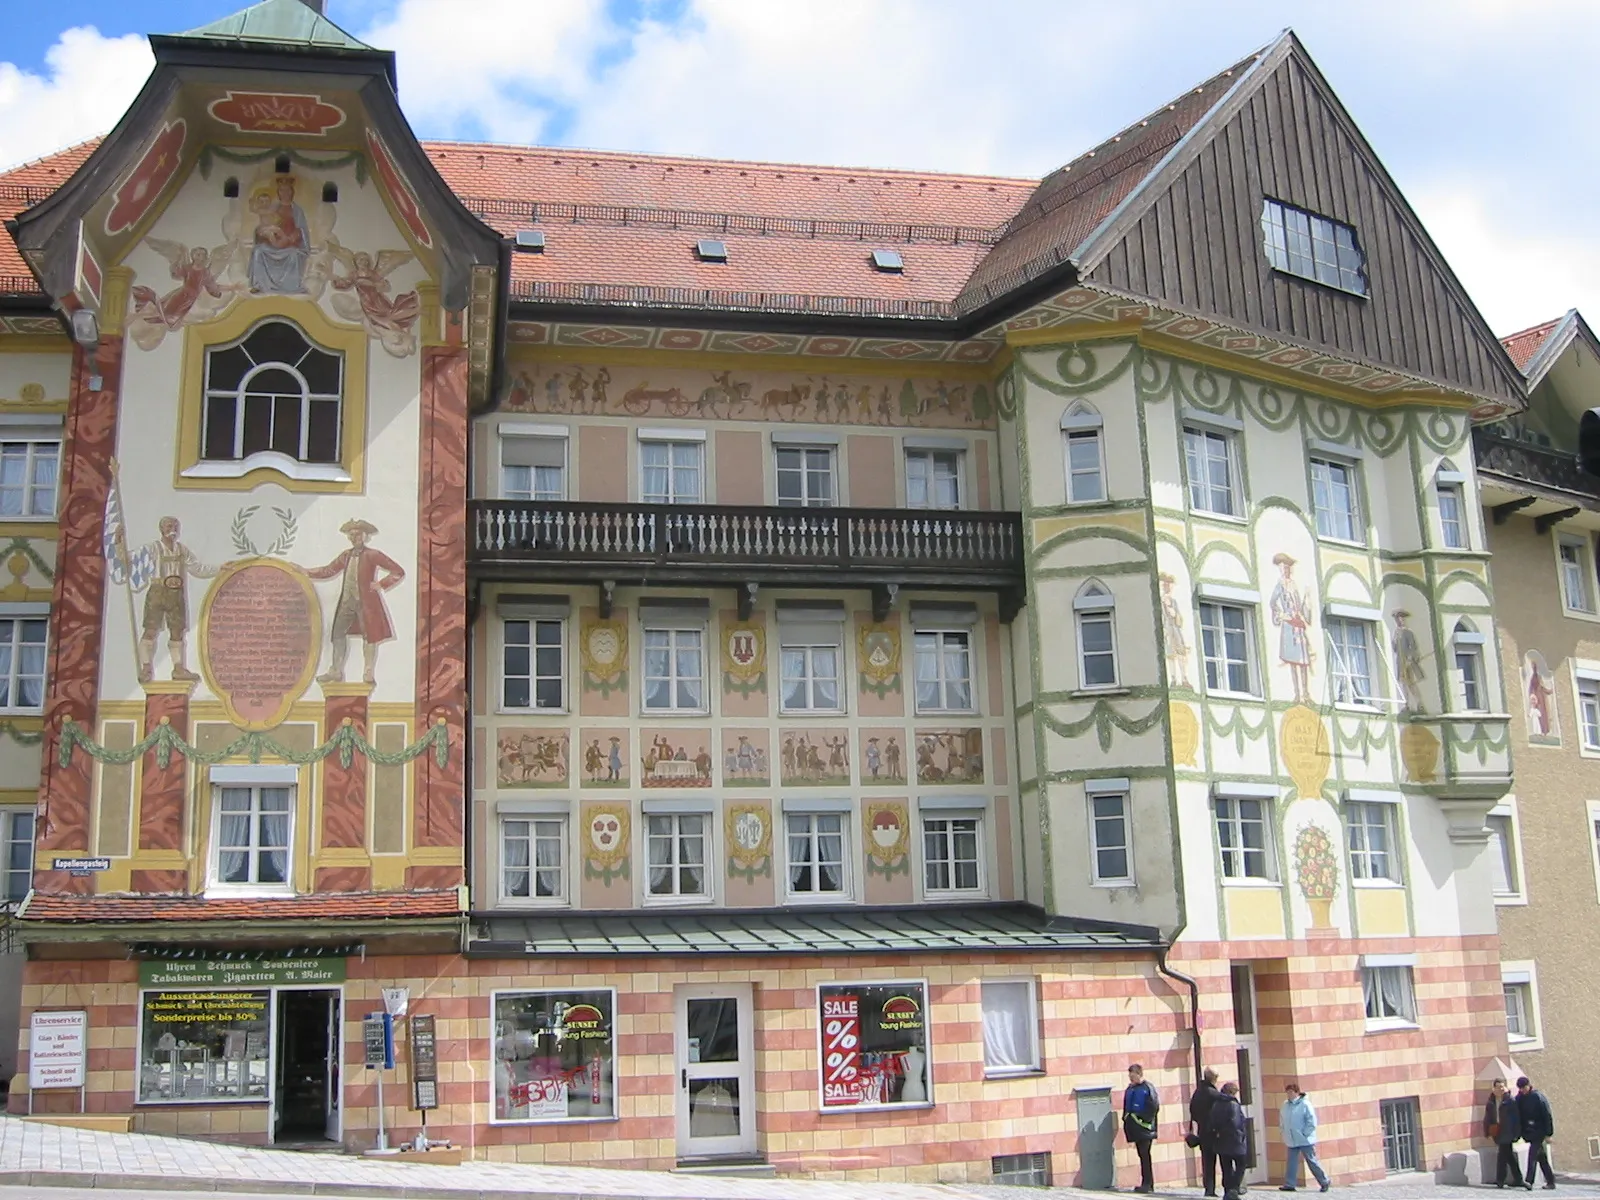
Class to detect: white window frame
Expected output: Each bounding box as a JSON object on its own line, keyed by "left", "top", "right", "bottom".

{"left": 919, "top": 801, "right": 988, "bottom": 900}
{"left": 912, "top": 628, "right": 976, "bottom": 715}
{"left": 1197, "top": 600, "right": 1257, "bottom": 697}
{"left": 980, "top": 977, "right": 1041, "bottom": 1076}
{"left": 1060, "top": 403, "right": 1105, "bottom": 505}
{"left": 1574, "top": 664, "right": 1600, "bottom": 757}
{"left": 1344, "top": 796, "right": 1402, "bottom": 886}
{"left": 1325, "top": 615, "right": 1379, "bottom": 709}
{"left": 498, "top": 424, "right": 568, "bottom": 501}
{"left": 641, "top": 620, "right": 709, "bottom": 715}
{"left": 1435, "top": 465, "right": 1468, "bottom": 550}
{"left": 206, "top": 765, "right": 298, "bottom": 897}
{"left": 498, "top": 811, "right": 569, "bottom": 906}
{"left": 1087, "top": 782, "right": 1133, "bottom": 887}
{"left": 904, "top": 447, "right": 964, "bottom": 511}
{"left": 0, "top": 434, "right": 60, "bottom": 519}
{"left": 775, "top": 441, "right": 838, "bottom": 508}
{"left": 1213, "top": 789, "right": 1277, "bottom": 882}
{"left": 501, "top": 616, "right": 565, "bottom": 713}
{"left": 1184, "top": 424, "right": 1241, "bottom": 517}
{"left": 1501, "top": 962, "right": 1543, "bottom": 1051}
{"left": 1587, "top": 800, "right": 1600, "bottom": 905}
{"left": 778, "top": 610, "right": 846, "bottom": 716}
{"left": 1309, "top": 454, "right": 1362, "bottom": 543}
{"left": 639, "top": 434, "right": 705, "bottom": 504}
{"left": 0, "top": 608, "right": 48, "bottom": 714}
{"left": 1558, "top": 533, "right": 1598, "bottom": 617}
{"left": 782, "top": 805, "right": 853, "bottom": 902}
{"left": 1451, "top": 621, "right": 1489, "bottom": 713}
{"left": 1485, "top": 802, "right": 1525, "bottom": 905}
{"left": 1074, "top": 582, "right": 1118, "bottom": 691}
{"left": 642, "top": 805, "right": 714, "bottom": 905}
{"left": 1362, "top": 960, "right": 1419, "bottom": 1030}
{"left": 0, "top": 806, "right": 33, "bottom": 906}
{"left": 200, "top": 318, "right": 345, "bottom": 471}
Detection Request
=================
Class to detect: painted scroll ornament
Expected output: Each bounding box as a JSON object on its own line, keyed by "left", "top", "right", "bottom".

{"left": 198, "top": 559, "right": 321, "bottom": 730}
{"left": 1278, "top": 704, "right": 1330, "bottom": 800}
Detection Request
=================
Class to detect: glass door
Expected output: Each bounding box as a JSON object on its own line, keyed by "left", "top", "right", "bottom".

{"left": 1230, "top": 964, "right": 1269, "bottom": 1184}
{"left": 674, "top": 982, "right": 756, "bottom": 1159}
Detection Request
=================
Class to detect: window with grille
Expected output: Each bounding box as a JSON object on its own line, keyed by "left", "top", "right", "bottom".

{"left": 780, "top": 641, "right": 842, "bottom": 713}
{"left": 1380, "top": 1097, "right": 1422, "bottom": 1172}
{"left": 992, "top": 1151, "right": 1052, "bottom": 1186}
{"left": 1260, "top": 199, "right": 1367, "bottom": 295}
{"left": 1504, "top": 981, "right": 1534, "bottom": 1041}
{"left": 1075, "top": 581, "right": 1118, "bottom": 690}
{"left": 203, "top": 319, "right": 343, "bottom": 464}
{"left": 0, "top": 439, "right": 58, "bottom": 516}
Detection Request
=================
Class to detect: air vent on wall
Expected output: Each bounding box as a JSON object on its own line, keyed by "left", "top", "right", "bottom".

{"left": 514, "top": 230, "right": 546, "bottom": 252}
{"left": 696, "top": 239, "right": 728, "bottom": 262}
{"left": 871, "top": 248, "right": 905, "bottom": 273}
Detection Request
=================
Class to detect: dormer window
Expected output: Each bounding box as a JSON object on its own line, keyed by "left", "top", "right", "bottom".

{"left": 202, "top": 318, "right": 343, "bottom": 465}
{"left": 1260, "top": 198, "right": 1367, "bottom": 295}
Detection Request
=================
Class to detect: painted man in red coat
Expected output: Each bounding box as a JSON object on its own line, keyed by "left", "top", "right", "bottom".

{"left": 306, "top": 519, "right": 405, "bottom": 686}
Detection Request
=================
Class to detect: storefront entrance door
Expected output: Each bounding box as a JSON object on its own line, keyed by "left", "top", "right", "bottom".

{"left": 273, "top": 988, "right": 342, "bottom": 1144}
{"left": 673, "top": 982, "right": 756, "bottom": 1160}
{"left": 1229, "top": 964, "right": 1269, "bottom": 1184}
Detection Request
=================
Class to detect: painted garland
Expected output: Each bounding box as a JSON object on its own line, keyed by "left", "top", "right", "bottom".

{"left": 55, "top": 716, "right": 449, "bottom": 770}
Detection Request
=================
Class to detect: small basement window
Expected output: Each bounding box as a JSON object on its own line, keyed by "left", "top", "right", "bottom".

{"left": 514, "top": 229, "right": 546, "bottom": 252}
{"left": 695, "top": 239, "right": 728, "bottom": 262}
{"left": 1261, "top": 198, "right": 1367, "bottom": 295}
{"left": 993, "top": 1152, "right": 1052, "bottom": 1187}
{"left": 871, "top": 249, "right": 904, "bottom": 272}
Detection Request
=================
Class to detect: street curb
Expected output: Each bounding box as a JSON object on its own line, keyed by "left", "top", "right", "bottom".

{"left": 0, "top": 1172, "right": 662, "bottom": 1200}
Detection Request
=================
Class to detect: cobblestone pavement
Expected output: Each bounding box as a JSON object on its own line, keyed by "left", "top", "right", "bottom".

{"left": 4, "top": 1120, "right": 1600, "bottom": 1200}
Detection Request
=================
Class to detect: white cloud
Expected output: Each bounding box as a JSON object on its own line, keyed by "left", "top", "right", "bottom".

{"left": 0, "top": 27, "right": 150, "bottom": 172}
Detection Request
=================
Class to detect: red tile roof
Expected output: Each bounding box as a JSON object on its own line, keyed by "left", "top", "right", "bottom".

{"left": 0, "top": 140, "right": 101, "bottom": 289}
{"left": 21, "top": 888, "right": 462, "bottom": 924}
{"left": 1501, "top": 316, "right": 1564, "bottom": 371}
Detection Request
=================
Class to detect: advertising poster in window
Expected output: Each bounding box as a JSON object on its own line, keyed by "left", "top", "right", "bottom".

{"left": 138, "top": 990, "right": 270, "bottom": 1103}
{"left": 493, "top": 990, "right": 616, "bottom": 1122}
{"left": 817, "top": 982, "right": 929, "bottom": 1108}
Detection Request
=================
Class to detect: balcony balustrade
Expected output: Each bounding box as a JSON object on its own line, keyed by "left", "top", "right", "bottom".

{"left": 468, "top": 499, "right": 1025, "bottom": 595}
{"left": 1473, "top": 429, "right": 1600, "bottom": 501}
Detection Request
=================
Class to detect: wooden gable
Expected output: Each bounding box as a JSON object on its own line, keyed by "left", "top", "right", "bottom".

{"left": 1079, "top": 35, "right": 1524, "bottom": 405}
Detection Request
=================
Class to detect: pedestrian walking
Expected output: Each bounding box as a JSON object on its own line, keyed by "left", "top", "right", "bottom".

{"left": 1189, "top": 1067, "right": 1222, "bottom": 1196}
{"left": 1486, "top": 1078, "right": 1525, "bottom": 1189}
{"left": 1208, "top": 1081, "right": 1250, "bottom": 1200}
{"left": 1278, "top": 1082, "right": 1331, "bottom": 1192}
{"left": 1516, "top": 1076, "right": 1556, "bottom": 1190}
{"left": 1122, "top": 1063, "right": 1161, "bottom": 1194}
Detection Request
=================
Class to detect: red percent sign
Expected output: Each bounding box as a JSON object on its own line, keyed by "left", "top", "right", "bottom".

{"left": 821, "top": 994, "right": 861, "bottom": 1106}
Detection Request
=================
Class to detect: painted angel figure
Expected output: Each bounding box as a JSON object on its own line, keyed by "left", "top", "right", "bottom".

{"left": 328, "top": 240, "right": 420, "bottom": 357}
{"left": 128, "top": 237, "right": 240, "bottom": 350}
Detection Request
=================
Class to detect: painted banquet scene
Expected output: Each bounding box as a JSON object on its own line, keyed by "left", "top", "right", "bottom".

{"left": 0, "top": 0, "right": 1593, "bottom": 1191}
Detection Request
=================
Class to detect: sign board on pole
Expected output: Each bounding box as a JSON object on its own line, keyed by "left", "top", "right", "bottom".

{"left": 409, "top": 1013, "right": 437, "bottom": 1111}
{"left": 363, "top": 1015, "right": 390, "bottom": 1068}
{"left": 29, "top": 1011, "right": 87, "bottom": 1090}
{"left": 381, "top": 987, "right": 409, "bottom": 1017}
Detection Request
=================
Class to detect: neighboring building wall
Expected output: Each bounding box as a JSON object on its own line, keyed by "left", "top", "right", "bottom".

{"left": 1487, "top": 507, "right": 1600, "bottom": 1158}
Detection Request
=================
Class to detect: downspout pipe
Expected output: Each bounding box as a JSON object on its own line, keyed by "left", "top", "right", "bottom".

{"left": 1157, "top": 940, "right": 1203, "bottom": 1086}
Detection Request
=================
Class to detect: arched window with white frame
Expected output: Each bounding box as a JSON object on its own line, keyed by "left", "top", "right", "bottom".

{"left": 1061, "top": 401, "right": 1105, "bottom": 504}
{"left": 1451, "top": 617, "right": 1488, "bottom": 712}
{"left": 1434, "top": 459, "right": 1468, "bottom": 550}
{"left": 1074, "top": 578, "right": 1118, "bottom": 689}
{"left": 202, "top": 318, "right": 344, "bottom": 466}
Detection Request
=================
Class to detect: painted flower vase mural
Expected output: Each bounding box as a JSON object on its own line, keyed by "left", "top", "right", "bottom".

{"left": 1293, "top": 823, "right": 1339, "bottom": 931}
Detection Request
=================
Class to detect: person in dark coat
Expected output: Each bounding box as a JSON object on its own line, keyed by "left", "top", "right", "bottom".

{"left": 1208, "top": 1081, "right": 1250, "bottom": 1200}
{"left": 1122, "top": 1063, "right": 1161, "bottom": 1194}
{"left": 1190, "top": 1067, "right": 1222, "bottom": 1197}
{"left": 1487, "top": 1078, "right": 1525, "bottom": 1188}
{"left": 1516, "top": 1076, "right": 1556, "bottom": 1189}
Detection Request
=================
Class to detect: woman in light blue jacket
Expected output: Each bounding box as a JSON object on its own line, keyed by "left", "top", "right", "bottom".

{"left": 1279, "top": 1082, "right": 1331, "bottom": 1192}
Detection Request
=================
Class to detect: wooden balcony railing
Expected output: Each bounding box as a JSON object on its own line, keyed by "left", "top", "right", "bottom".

{"left": 469, "top": 499, "right": 1024, "bottom": 587}
{"left": 1474, "top": 429, "right": 1600, "bottom": 500}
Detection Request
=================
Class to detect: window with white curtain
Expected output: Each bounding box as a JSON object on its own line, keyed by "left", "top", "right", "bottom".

{"left": 0, "top": 439, "right": 59, "bottom": 516}
{"left": 0, "top": 617, "right": 47, "bottom": 712}
{"left": 1486, "top": 812, "right": 1521, "bottom": 899}
{"left": 776, "top": 444, "right": 836, "bottom": 507}
{"left": 1325, "top": 617, "right": 1377, "bottom": 706}
{"left": 905, "top": 448, "right": 962, "bottom": 510}
{"left": 1559, "top": 535, "right": 1597, "bottom": 614}
{"left": 1184, "top": 425, "right": 1240, "bottom": 516}
{"left": 1214, "top": 794, "right": 1274, "bottom": 880}
{"left": 646, "top": 812, "right": 709, "bottom": 900}
{"left": 1345, "top": 801, "right": 1400, "bottom": 884}
{"left": 501, "top": 816, "right": 566, "bottom": 904}
{"left": 1074, "top": 581, "right": 1118, "bottom": 689}
{"left": 643, "top": 625, "right": 706, "bottom": 712}
{"left": 1363, "top": 964, "right": 1417, "bottom": 1025}
{"left": 1579, "top": 676, "right": 1600, "bottom": 750}
{"left": 981, "top": 979, "right": 1040, "bottom": 1074}
{"left": 913, "top": 629, "right": 974, "bottom": 713}
{"left": 0, "top": 808, "right": 33, "bottom": 904}
{"left": 1310, "top": 456, "right": 1361, "bottom": 542}
{"left": 500, "top": 433, "right": 566, "bottom": 500}
{"left": 785, "top": 811, "right": 849, "bottom": 899}
{"left": 640, "top": 439, "right": 703, "bottom": 503}
{"left": 1061, "top": 402, "right": 1106, "bottom": 504}
{"left": 922, "top": 813, "right": 985, "bottom": 896}
{"left": 212, "top": 785, "right": 292, "bottom": 891}
{"left": 1453, "top": 620, "right": 1488, "bottom": 712}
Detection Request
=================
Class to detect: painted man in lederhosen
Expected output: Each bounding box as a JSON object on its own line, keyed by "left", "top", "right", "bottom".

{"left": 136, "top": 516, "right": 218, "bottom": 684}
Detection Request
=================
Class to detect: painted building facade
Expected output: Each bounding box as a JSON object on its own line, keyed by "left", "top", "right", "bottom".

{"left": 0, "top": 0, "right": 1531, "bottom": 1186}
{"left": 1476, "top": 309, "right": 1600, "bottom": 1163}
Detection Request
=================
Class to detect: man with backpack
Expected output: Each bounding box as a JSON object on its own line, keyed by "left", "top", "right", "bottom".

{"left": 1123, "top": 1063, "right": 1161, "bottom": 1194}
{"left": 1189, "top": 1067, "right": 1222, "bottom": 1197}
{"left": 1517, "top": 1076, "right": 1556, "bottom": 1189}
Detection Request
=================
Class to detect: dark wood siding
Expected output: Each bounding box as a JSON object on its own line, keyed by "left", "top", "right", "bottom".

{"left": 1087, "top": 53, "right": 1519, "bottom": 403}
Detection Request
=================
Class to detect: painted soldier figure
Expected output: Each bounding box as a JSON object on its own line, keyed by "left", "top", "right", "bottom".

{"left": 307, "top": 519, "right": 405, "bottom": 686}
{"left": 135, "top": 516, "right": 219, "bottom": 684}
{"left": 1392, "top": 609, "right": 1427, "bottom": 713}
{"left": 1270, "top": 553, "right": 1313, "bottom": 703}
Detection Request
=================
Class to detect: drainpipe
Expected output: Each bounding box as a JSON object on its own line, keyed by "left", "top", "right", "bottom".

{"left": 1156, "top": 940, "right": 1203, "bottom": 1085}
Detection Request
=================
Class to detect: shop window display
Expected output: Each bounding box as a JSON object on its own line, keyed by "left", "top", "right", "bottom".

{"left": 818, "top": 981, "right": 930, "bottom": 1109}
{"left": 493, "top": 989, "right": 616, "bottom": 1122}
{"left": 138, "top": 990, "right": 270, "bottom": 1103}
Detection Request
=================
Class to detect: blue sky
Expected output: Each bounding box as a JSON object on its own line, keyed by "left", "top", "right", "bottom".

{"left": 2, "top": 0, "right": 1597, "bottom": 334}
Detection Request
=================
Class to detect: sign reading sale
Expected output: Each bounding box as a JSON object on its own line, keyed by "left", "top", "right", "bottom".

{"left": 821, "top": 994, "right": 862, "bottom": 1106}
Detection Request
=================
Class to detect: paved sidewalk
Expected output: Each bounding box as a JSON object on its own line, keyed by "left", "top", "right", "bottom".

{"left": 3, "top": 1119, "right": 1600, "bottom": 1199}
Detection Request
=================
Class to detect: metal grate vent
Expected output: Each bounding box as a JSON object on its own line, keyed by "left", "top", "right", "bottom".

{"left": 1380, "top": 1097, "right": 1422, "bottom": 1173}
{"left": 992, "top": 1151, "right": 1052, "bottom": 1187}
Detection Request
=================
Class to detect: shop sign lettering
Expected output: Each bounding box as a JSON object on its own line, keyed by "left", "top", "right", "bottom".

{"left": 29, "top": 1011, "right": 87, "bottom": 1090}
{"left": 139, "top": 957, "right": 345, "bottom": 988}
{"left": 820, "top": 994, "right": 861, "bottom": 1106}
